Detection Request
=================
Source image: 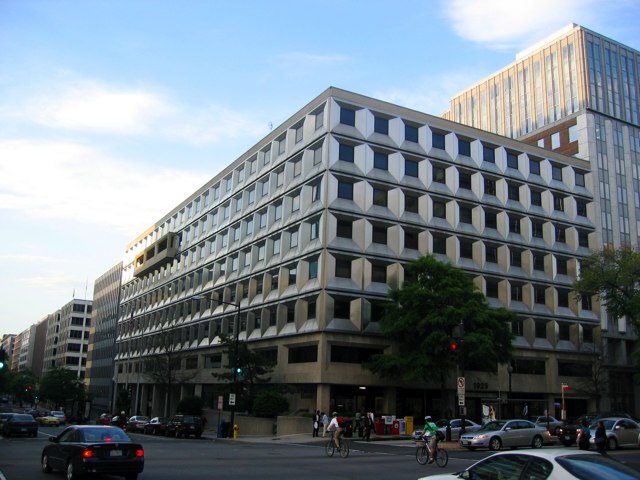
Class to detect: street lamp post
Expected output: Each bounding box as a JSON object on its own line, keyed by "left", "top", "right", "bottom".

{"left": 507, "top": 363, "right": 513, "bottom": 419}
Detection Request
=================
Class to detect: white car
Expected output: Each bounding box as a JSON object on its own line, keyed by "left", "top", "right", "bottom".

{"left": 589, "top": 417, "right": 640, "bottom": 450}
{"left": 49, "top": 411, "right": 67, "bottom": 425}
{"left": 417, "top": 449, "right": 640, "bottom": 480}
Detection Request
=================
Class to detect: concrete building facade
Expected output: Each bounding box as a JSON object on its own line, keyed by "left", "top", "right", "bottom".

{"left": 444, "top": 24, "right": 639, "bottom": 413}
{"left": 1, "top": 334, "right": 16, "bottom": 370}
{"left": 114, "top": 88, "right": 602, "bottom": 421}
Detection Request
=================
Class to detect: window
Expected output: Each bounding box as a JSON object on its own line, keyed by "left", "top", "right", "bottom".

{"left": 374, "top": 116, "right": 388, "bottom": 134}
{"left": 582, "top": 295, "right": 593, "bottom": 312}
{"left": 486, "top": 244, "right": 498, "bottom": 263}
{"left": 288, "top": 345, "right": 318, "bottom": 364}
{"left": 372, "top": 225, "right": 387, "bottom": 244}
{"left": 259, "top": 211, "right": 267, "bottom": 229}
{"left": 534, "top": 285, "right": 546, "bottom": 304}
{"left": 533, "top": 253, "right": 545, "bottom": 271}
{"left": 510, "top": 249, "right": 521, "bottom": 267}
{"left": 558, "top": 322, "right": 570, "bottom": 341}
{"left": 313, "top": 146, "right": 322, "bottom": 165}
{"left": 288, "top": 266, "right": 297, "bottom": 285}
{"left": 459, "top": 171, "right": 472, "bottom": 190}
{"left": 274, "top": 203, "right": 283, "bottom": 220}
{"left": 292, "top": 193, "right": 300, "bottom": 211}
{"left": 485, "top": 278, "right": 499, "bottom": 297}
{"left": 557, "top": 257, "right": 568, "bottom": 275}
{"left": 432, "top": 235, "right": 446, "bottom": 254}
{"left": 458, "top": 138, "right": 471, "bottom": 156}
{"left": 575, "top": 171, "right": 585, "bottom": 187}
{"left": 531, "top": 189, "right": 542, "bottom": 206}
{"left": 337, "top": 219, "right": 352, "bottom": 239}
{"left": 506, "top": 151, "right": 518, "bottom": 169}
{"left": 576, "top": 200, "right": 587, "bottom": 217}
{"left": 508, "top": 183, "right": 520, "bottom": 201}
{"left": 460, "top": 239, "right": 473, "bottom": 259}
{"left": 433, "top": 200, "right": 446, "bottom": 219}
{"left": 568, "top": 124, "right": 578, "bottom": 143}
{"left": 537, "top": 138, "right": 545, "bottom": 148}
{"left": 261, "top": 181, "right": 269, "bottom": 196}
{"left": 485, "top": 210, "right": 497, "bottom": 229}
{"left": 405, "top": 158, "right": 419, "bottom": 177}
{"left": 372, "top": 263, "right": 386, "bottom": 283}
{"left": 295, "top": 124, "right": 303, "bottom": 143}
{"left": 551, "top": 132, "right": 560, "bottom": 149}
{"left": 293, "top": 159, "right": 302, "bottom": 177}
{"left": 459, "top": 205, "right": 472, "bottom": 224}
{"left": 338, "top": 181, "right": 353, "bottom": 200}
{"left": 372, "top": 188, "right": 387, "bottom": 207}
{"left": 530, "top": 159, "right": 540, "bottom": 175}
{"left": 578, "top": 230, "right": 589, "bottom": 247}
{"left": 511, "top": 284, "right": 523, "bottom": 301}
{"left": 483, "top": 145, "right": 495, "bottom": 163}
{"left": 278, "top": 137, "right": 286, "bottom": 155}
{"left": 340, "top": 107, "right": 356, "bottom": 126}
{"left": 247, "top": 188, "right": 255, "bottom": 205}
{"left": 432, "top": 131, "right": 445, "bottom": 149}
{"left": 405, "top": 193, "right": 419, "bottom": 213}
{"left": 404, "top": 229, "right": 419, "bottom": 249}
{"left": 558, "top": 289, "right": 569, "bottom": 307}
{"left": 339, "top": 143, "right": 354, "bottom": 162}
{"left": 405, "top": 123, "right": 419, "bottom": 142}
{"left": 261, "top": 149, "right": 270, "bottom": 167}
{"left": 484, "top": 178, "right": 496, "bottom": 195}
{"left": 532, "top": 220, "right": 543, "bottom": 238}
{"left": 309, "top": 259, "right": 318, "bottom": 279}
{"left": 258, "top": 243, "right": 265, "bottom": 261}
{"left": 276, "top": 169, "right": 284, "bottom": 187}
{"left": 315, "top": 110, "right": 324, "bottom": 130}
{"left": 273, "top": 237, "right": 281, "bottom": 255}
{"left": 310, "top": 220, "right": 319, "bottom": 240}
{"left": 535, "top": 320, "right": 547, "bottom": 339}
{"left": 336, "top": 258, "right": 351, "bottom": 278}
{"left": 290, "top": 229, "right": 299, "bottom": 248}
{"left": 554, "top": 194, "right": 564, "bottom": 211}
{"left": 373, "top": 151, "right": 388, "bottom": 170}
{"left": 433, "top": 165, "right": 446, "bottom": 184}
{"left": 552, "top": 164, "right": 562, "bottom": 181}
{"left": 512, "top": 318, "right": 524, "bottom": 336}
{"left": 555, "top": 226, "right": 566, "bottom": 243}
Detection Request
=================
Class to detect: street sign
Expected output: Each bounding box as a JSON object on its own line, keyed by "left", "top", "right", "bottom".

{"left": 229, "top": 393, "right": 236, "bottom": 406}
{"left": 217, "top": 395, "right": 224, "bottom": 410}
{"left": 458, "top": 394, "right": 465, "bottom": 406}
{"left": 457, "top": 377, "right": 465, "bottom": 395}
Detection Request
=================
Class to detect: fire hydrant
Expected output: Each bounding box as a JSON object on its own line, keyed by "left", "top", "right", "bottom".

{"left": 233, "top": 424, "right": 239, "bottom": 440}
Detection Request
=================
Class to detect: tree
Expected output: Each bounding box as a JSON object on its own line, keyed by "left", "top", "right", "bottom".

{"left": 39, "top": 367, "right": 85, "bottom": 409}
{"left": 211, "top": 336, "right": 275, "bottom": 413}
{"left": 176, "top": 395, "right": 204, "bottom": 415}
{"left": 365, "top": 255, "right": 515, "bottom": 388}
{"left": 573, "top": 246, "right": 640, "bottom": 332}
{"left": 143, "top": 327, "right": 196, "bottom": 416}
{"left": 573, "top": 340, "right": 610, "bottom": 411}
{"left": 252, "top": 390, "right": 289, "bottom": 418}
{"left": 8, "top": 369, "right": 38, "bottom": 407}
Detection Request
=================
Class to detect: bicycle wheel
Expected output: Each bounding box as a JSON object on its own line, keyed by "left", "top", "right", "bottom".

{"left": 435, "top": 448, "right": 449, "bottom": 467}
{"left": 416, "top": 445, "right": 429, "bottom": 465}
{"left": 325, "top": 440, "right": 335, "bottom": 457}
{"left": 339, "top": 440, "right": 349, "bottom": 458}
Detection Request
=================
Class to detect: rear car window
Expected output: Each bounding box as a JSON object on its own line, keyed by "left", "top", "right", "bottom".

{"left": 556, "top": 455, "right": 640, "bottom": 480}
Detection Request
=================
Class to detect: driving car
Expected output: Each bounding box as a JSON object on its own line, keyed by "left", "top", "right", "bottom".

{"left": 143, "top": 416, "right": 170, "bottom": 435}
{"left": 589, "top": 417, "right": 640, "bottom": 450}
{"left": 534, "top": 415, "right": 564, "bottom": 434}
{"left": 166, "top": 414, "right": 203, "bottom": 438}
{"left": 37, "top": 413, "right": 62, "bottom": 426}
{"left": 1, "top": 413, "right": 38, "bottom": 437}
{"left": 417, "top": 449, "right": 640, "bottom": 480}
{"left": 41, "top": 425, "right": 144, "bottom": 480}
{"left": 50, "top": 410, "right": 67, "bottom": 425}
{"left": 126, "top": 416, "right": 150, "bottom": 433}
{"left": 459, "top": 419, "right": 554, "bottom": 451}
{"left": 438, "top": 418, "right": 482, "bottom": 440}
{"left": 0, "top": 412, "right": 15, "bottom": 426}
{"left": 557, "top": 411, "right": 633, "bottom": 446}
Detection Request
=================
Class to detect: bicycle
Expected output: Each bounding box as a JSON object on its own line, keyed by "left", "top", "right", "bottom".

{"left": 415, "top": 435, "right": 448, "bottom": 467}
{"left": 325, "top": 431, "right": 350, "bottom": 458}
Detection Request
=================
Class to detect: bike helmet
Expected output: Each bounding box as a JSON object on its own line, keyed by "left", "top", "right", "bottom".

{"left": 425, "top": 415, "right": 432, "bottom": 421}
{"left": 332, "top": 411, "right": 338, "bottom": 416}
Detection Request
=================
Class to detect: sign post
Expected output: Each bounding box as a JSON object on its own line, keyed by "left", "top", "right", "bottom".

{"left": 561, "top": 383, "right": 569, "bottom": 420}
{"left": 229, "top": 393, "right": 236, "bottom": 406}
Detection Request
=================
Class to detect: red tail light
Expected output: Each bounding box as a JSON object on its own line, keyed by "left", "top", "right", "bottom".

{"left": 135, "top": 449, "right": 144, "bottom": 457}
{"left": 82, "top": 449, "right": 94, "bottom": 458}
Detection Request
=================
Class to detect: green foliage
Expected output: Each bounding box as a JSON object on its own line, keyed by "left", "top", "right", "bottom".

{"left": 8, "top": 369, "right": 38, "bottom": 405}
{"left": 176, "top": 395, "right": 204, "bottom": 415}
{"left": 252, "top": 390, "right": 289, "bottom": 418}
{"left": 365, "top": 255, "right": 515, "bottom": 384}
{"left": 574, "top": 246, "right": 640, "bottom": 331}
{"left": 39, "top": 367, "right": 84, "bottom": 407}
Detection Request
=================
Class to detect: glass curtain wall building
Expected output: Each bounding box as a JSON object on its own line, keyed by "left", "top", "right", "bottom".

{"left": 114, "top": 87, "right": 597, "bottom": 420}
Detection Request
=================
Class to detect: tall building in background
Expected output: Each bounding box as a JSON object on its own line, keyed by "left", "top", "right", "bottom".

{"left": 86, "top": 262, "right": 123, "bottom": 418}
{"left": 444, "top": 23, "right": 639, "bottom": 411}
{"left": 42, "top": 299, "right": 93, "bottom": 379}
{"left": 114, "top": 87, "right": 602, "bottom": 420}
{"left": 1, "top": 334, "right": 16, "bottom": 370}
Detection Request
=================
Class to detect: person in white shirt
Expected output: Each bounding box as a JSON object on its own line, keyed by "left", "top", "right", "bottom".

{"left": 325, "top": 412, "right": 343, "bottom": 448}
{"left": 321, "top": 412, "right": 329, "bottom": 437}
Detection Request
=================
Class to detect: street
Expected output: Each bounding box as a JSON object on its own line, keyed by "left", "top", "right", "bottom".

{"left": 2, "top": 427, "right": 640, "bottom": 480}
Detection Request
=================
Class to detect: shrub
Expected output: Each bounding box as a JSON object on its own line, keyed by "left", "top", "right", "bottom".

{"left": 252, "top": 390, "right": 289, "bottom": 418}
{"left": 176, "top": 395, "right": 204, "bottom": 415}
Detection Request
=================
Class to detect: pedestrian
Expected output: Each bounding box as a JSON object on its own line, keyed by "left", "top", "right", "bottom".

{"left": 321, "top": 412, "right": 329, "bottom": 437}
{"left": 312, "top": 409, "right": 320, "bottom": 437}
{"left": 594, "top": 420, "right": 607, "bottom": 453}
{"left": 489, "top": 406, "right": 496, "bottom": 422}
{"left": 363, "top": 411, "right": 374, "bottom": 441}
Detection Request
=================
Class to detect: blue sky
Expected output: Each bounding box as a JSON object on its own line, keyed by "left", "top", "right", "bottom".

{"left": 1, "top": 0, "right": 639, "bottom": 335}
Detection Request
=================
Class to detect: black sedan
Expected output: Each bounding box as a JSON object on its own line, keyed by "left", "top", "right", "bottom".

{"left": 143, "top": 416, "right": 170, "bottom": 435}
{"left": 2, "top": 413, "right": 38, "bottom": 437}
{"left": 42, "top": 425, "right": 144, "bottom": 480}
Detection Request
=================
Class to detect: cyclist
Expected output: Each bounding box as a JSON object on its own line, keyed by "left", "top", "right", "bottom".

{"left": 420, "top": 415, "right": 439, "bottom": 463}
{"left": 326, "top": 411, "right": 343, "bottom": 449}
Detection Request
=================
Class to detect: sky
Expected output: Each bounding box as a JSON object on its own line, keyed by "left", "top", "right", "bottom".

{"left": 1, "top": 0, "right": 639, "bottom": 335}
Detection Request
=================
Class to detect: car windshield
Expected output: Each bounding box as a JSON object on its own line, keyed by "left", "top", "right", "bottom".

{"left": 556, "top": 454, "right": 640, "bottom": 480}
{"left": 476, "top": 421, "right": 506, "bottom": 432}
{"left": 135, "top": 416, "right": 149, "bottom": 421}
{"left": 13, "top": 414, "right": 33, "bottom": 421}
{"left": 81, "top": 428, "right": 131, "bottom": 443}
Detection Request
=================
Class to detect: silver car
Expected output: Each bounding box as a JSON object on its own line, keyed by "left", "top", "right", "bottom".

{"left": 534, "top": 415, "right": 564, "bottom": 434}
{"left": 589, "top": 417, "right": 640, "bottom": 450}
{"left": 459, "top": 419, "right": 554, "bottom": 451}
{"left": 438, "top": 418, "right": 482, "bottom": 440}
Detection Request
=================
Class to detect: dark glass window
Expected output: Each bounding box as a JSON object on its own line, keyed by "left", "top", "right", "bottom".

{"left": 404, "top": 230, "right": 419, "bottom": 249}
{"left": 557, "top": 257, "right": 568, "bottom": 275}
{"left": 535, "top": 320, "right": 547, "bottom": 339}
{"left": 534, "top": 285, "right": 546, "bottom": 304}
{"left": 372, "top": 263, "right": 387, "bottom": 283}
{"left": 458, "top": 138, "right": 471, "bottom": 156}
{"left": 485, "top": 278, "right": 499, "bottom": 297}
{"left": 558, "top": 323, "right": 570, "bottom": 341}
{"left": 510, "top": 249, "right": 521, "bottom": 267}
{"left": 432, "top": 235, "right": 446, "bottom": 254}
{"left": 533, "top": 253, "right": 545, "bottom": 271}
{"left": 288, "top": 345, "right": 318, "bottom": 363}
{"left": 372, "top": 225, "right": 387, "bottom": 244}
{"left": 576, "top": 200, "right": 587, "bottom": 217}
{"left": 339, "top": 143, "right": 354, "bottom": 162}
{"left": 340, "top": 107, "right": 355, "bottom": 126}
{"left": 532, "top": 220, "right": 544, "bottom": 238}
{"left": 337, "top": 219, "right": 352, "bottom": 239}
{"left": 554, "top": 195, "right": 564, "bottom": 211}
{"left": 336, "top": 259, "right": 351, "bottom": 278}
{"left": 373, "top": 188, "right": 387, "bottom": 206}
{"left": 556, "top": 227, "right": 566, "bottom": 243}
{"left": 484, "top": 178, "right": 496, "bottom": 195}
{"left": 582, "top": 296, "right": 593, "bottom": 312}
{"left": 433, "top": 200, "right": 446, "bottom": 219}
{"left": 374, "top": 116, "right": 388, "bottom": 134}
{"left": 530, "top": 159, "right": 540, "bottom": 174}
{"left": 374, "top": 151, "right": 388, "bottom": 170}
{"left": 552, "top": 164, "right": 563, "bottom": 181}
{"left": 338, "top": 181, "right": 353, "bottom": 199}
{"left": 575, "top": 171, "right": 585, "bottom": 187}
{"left": 432, "top": 131, "right": 445, "bottom": 149}
{"left": 507, "top": 152, "right": 518, "bottom": 169}
{"left": 405, "top": 194, "right": 419, "bottom": 213}
{"left": 334, "top": 299, "right": 350, "bottom": 318}
{"left": 405, "top": 159, "right": 419, "bottom": 177}
{"left": 433, "top": 166, "right": 446, "bottom": 183}
{"left": 508, "top": 184, "right": 520, "bottom": 201}
{"left": 405, "top": 123, "right": 419, "bottom": 142}
{"left": 511, "top": 283, "right": 523, "bottom": 301}
{"left": 483, "top": 145, "right": 495, "bottom": 163}
{"left": 331, "top": 345, "right": 384, "bottom": 363}
{"left": 485, "top": 210, "right": 497, "bottom": 229}
{"left": 486, "top": 245, "right": 498, "bottom": 263}
{"left": 459, "top": 171, "right": 472, "bottom": 190}
{"left": 460, "top": 206, "right": 472, "bottom": 224}
{"left": 558, "top": 361, "right": 591, "bottom": 377}
{"left": 514, "top": 358, "right": 546, "bottom": 375}
{"left": 531, "top": 190, "right": 542, "bottom": 206}
{"left": 578, "top": 230, "right": 589, "bottom": 247}
{"left": 460, "top": 239, "right": 473, "bottom": 258}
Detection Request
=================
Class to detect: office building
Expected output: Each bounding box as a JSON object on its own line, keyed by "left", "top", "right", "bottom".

{"left": 1, "top": 334, "right": 15, "bottom": 370}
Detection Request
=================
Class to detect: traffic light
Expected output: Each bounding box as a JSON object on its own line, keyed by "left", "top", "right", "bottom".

{"left": 0, "top": 360, "right": 4, "bottom": 370}
{"left": 450, "top": 342, "right": 458, "bottom": 352}
{"left": 236, "top": 367, "right": 244, "bottom": 380}
{"left": 28, "top": 385, "right": 32, "bottom": 391}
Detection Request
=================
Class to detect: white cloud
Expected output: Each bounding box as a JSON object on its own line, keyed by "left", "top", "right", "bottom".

{"left": 443, "top": 0, "right": 600, "bottom": 48}
{"left": 0, "top": 139, "right": 210, "bottom": 236}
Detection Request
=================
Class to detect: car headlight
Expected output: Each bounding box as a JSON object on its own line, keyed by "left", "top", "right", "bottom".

{"left": 476, "top": 434, "right": 487, "bottom": 440}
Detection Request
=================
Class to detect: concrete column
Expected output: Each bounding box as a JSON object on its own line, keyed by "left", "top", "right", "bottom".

{"left": 316, "top": 384, "right": 331, "bottom": 413}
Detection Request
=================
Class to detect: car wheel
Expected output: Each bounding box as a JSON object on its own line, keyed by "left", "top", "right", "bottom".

{"left": 66, "top": 460, "right": 76, "bottom": 480}
{"left": 532, "top": 435, "right": 543, "bottom": 449}
{"left": 489, "top": 437, "right": 502, "bottom": 451}
{"left": 41, "top": 453, "right": 52, "bottom": 473}
{"left": 607, "top": 437, "right": 618, "bottom": 450}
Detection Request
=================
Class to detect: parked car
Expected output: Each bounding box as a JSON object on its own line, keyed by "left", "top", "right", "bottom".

{"left": 0, "top": 412, "right": 15, "bottom": 427}
{"left": 437, "top": 418, "right": 482, "bottom": 440}
{"left": 1, "top": 413, "right": 38, "bottom": 437}
{"left": 126, "top": 416, "right": 150, "bottom": 433}
{"left": 412, "top": 418, "right": 449, "bottom": 441}
{"left": 41, "top": 425, "right": 144, "bottom": 480}
{"left": 534, "top": 415, "right": 564, "bottom": 434}
{"left": 558, "top": 412, "right": 633, "bottom": 446}
{"left": 459, "top": 419, "right": 554, "bottom": 451}
{"left": 166, "top": 415, "right": 203, "bottom": 438}
{"left": 589, "top": 417, "right": 640, "bottom": 450}
{"left": 37, "top": 414, "right": 61, "bottom": 427}
{"left": 143, "top": 416, "right": 170, "bottom": 435}
{"left": 417, "top": 449, "right": 640, "bottom": 480}
{"left": 49, "top": 410, "right": 67, "bottom": 425}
